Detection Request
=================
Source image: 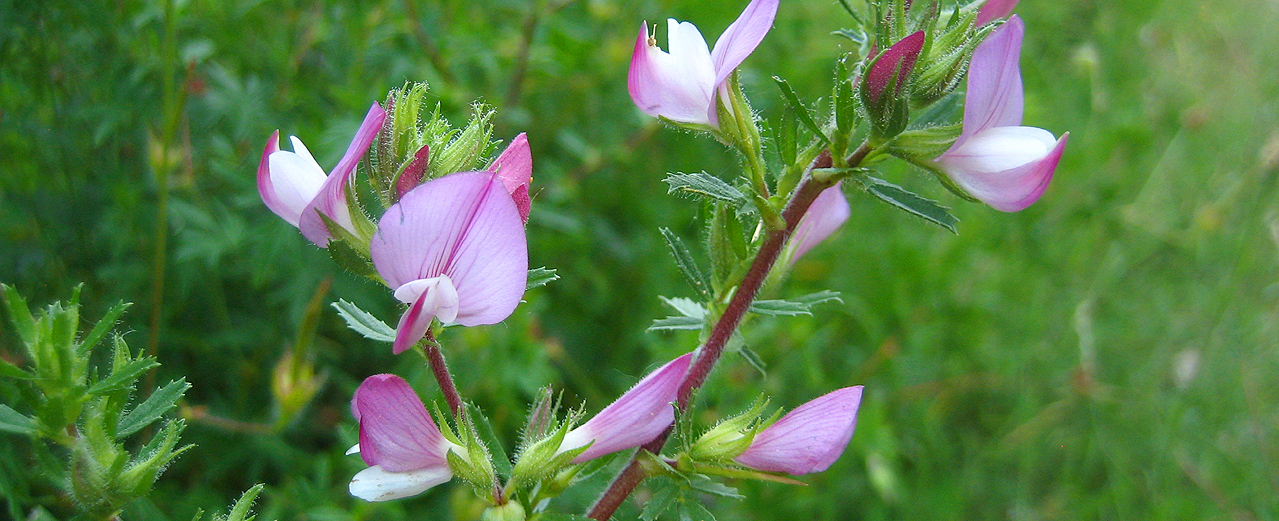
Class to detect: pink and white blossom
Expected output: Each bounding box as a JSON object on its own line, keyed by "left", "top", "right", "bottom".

{"left": 370, "top": 171, "right": 528, "bottom": 354}
{"left": 258, "top": 103, "right": 386, "bottom": 247}
{"left": 789, "top": 183, "right": 850, "bottom": 265}
{"left": 348, "top": 374, "right": 461, "bottom": 502}
{"left": 627, "top": 0, "right": 778, "bottom": 128}
{"left": 734, "top": 386, "right": 863, "bottom": 475}
{"left": 558, "top": 353, "right": 692, "bottom": 463}
{"left": 935, "top": 16, "right": 1068, "bottom": 212}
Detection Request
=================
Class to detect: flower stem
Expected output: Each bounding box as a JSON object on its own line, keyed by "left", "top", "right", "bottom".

{"left": 423, "top": 329, "right": 464, "bottom": 416}
{"left": 586, "top": 146, "right": 866, "bottom": 520}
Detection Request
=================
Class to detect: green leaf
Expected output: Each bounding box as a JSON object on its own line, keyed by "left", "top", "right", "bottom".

{"left": 331, "top": 299, "right": 396, "bottom": 343}
{"left": 857, "top": 176, "right": 959, "bottom": 233}
{"left": 0, "top": 404, "right": 36, "bottom": 435}
{"left": 687, "top": 474, "right": 743, "bottom": 499}
{"left": 76, "top": 301, "right": 131, "bottom": 357}
{"left": 660, "top": 297, "right": 707, "bottom": 319}
{"left": 220, "top": 484, "right": 264, "bottom": 521}
{"left": 773, "top": 77, "right": 830, "bottom": 147}
{"left": 116, "top": 378, "right": 190, "bottom": 438}
{"left": 648, "top": 316, "right": 705, "bottom": 332}
{"left": 749, "top": 290, "right": 843, "bottom": 316}
{"left": 0, "top": 284, "right": 36, "bottom": 347}
{"left": 466, "top": 403, "right": 512, "bottom": 479}
{"left": 659, "top": 228, "right": 711, "bottom": 301}
{"left": 87, "top": 355, "right": 159, "bottom": 395}
{"left": 737, "top": 346, "right": 767, "bottom": 376}
{"left": 663, "top": 172, "right": 751, "bottom": 210}
{"left": 526, "top": 267, "right": 560, "bottom": 291}
{"left": 326, "top": 235, "right": 379, "bottom": 280}
{"left": 0, "top": 357, "right": 32, "bottom": 380}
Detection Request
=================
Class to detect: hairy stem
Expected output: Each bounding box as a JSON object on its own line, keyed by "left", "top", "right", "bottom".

{"left": 587, "top": 146, "right": 866, "bottom": 519}
{"left": 423, "top": 329, "right": 464, "bottom": 416}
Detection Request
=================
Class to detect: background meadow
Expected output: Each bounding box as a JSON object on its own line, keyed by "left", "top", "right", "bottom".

{"left": 2, "top": 0, "right": 1278, "bottom": 519}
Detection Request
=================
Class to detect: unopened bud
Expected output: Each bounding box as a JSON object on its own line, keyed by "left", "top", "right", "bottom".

{"left": 860, "top": 31, "right": 925, "bottom": 143}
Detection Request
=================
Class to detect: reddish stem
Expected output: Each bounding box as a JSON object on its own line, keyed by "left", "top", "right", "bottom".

{"left": 586, "top": 148, "right": 857, "bottom": 520}
{"left": 423, "top": 329, "right": 464, "bottom": 416}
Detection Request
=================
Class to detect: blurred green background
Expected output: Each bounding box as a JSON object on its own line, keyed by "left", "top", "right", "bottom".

{"left": 2, "top": 0, "right": 1278, "bottom": 519}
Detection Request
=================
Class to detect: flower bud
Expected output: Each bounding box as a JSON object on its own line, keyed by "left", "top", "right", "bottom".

{"left": 689, "top": 396, "right": 773, "bottom": 462}
{"left": 480, "top": 501, "right": 527, "bottom": 521}
{"left": 860, "top": 31, "right": 925, "bottom": 143}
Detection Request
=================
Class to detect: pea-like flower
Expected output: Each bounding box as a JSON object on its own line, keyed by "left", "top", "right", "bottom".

{"left": 627, "top": 0, "right": 778, "bottom": 128}
{"left": 935, "top": 16, "right": 1068, "bottom": 212}
{"left": 734, "top": 386, "right": 863, "bottom": 475}
{"left": 348, "top": 374, "right": 462, "bottom": 502}
{"left": 558, "top": 352, "right": 692, "bottom": 462}
{"left": 370, "top": 171, "right": 528, "bottom": 354}
{"left": 258, "top": 103, "right": 386, "bottom": 247}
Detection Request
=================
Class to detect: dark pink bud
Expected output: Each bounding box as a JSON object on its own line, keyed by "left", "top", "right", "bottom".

{"left": 865, "top": 31, "right": 925, "bottom": 104}
{"left": 395, "top": 144, "right": 430, "bottom": 201}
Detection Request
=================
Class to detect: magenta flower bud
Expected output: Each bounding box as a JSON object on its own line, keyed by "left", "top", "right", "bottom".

{"left": 371, "top": 171, "right": 528, "bottom": 354}
{"left": 734, "top": 386, "right": 863, "bottom": 475}
{"left": 861, "top": 31, "right": 925, "bottom": 140}
{"left": 348, "top": 374, "right": 461, "bottom": 501}
{"left": 976, "top": 0, "right": 1018, "bottom": 26}
{"left": 627, "top": 0, "right": 778, "bottom": 128}
{"left": 394, "top": 144, "right": 430, "bottom": 201}
{"left": 487, "top": 132, "right": 533, "bottom": 222}
{"left": 257, "top": 103, "right": 386, "bottom": 247}
{"left": 788, "top": 183, "right": 850, "bottom": 266}
{"left": 935, "top": 16, "right": 1068, "bottom": 212}
{"left": 558, "top": 353, "right": 693, "bottom": 463}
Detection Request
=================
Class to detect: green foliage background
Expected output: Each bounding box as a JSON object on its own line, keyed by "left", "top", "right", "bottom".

{"left": 2, "top": 0, "right": 1277, "bottom": 519}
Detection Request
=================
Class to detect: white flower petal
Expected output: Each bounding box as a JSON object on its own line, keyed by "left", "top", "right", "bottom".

{"left": 349, "top": 464, "right": 452, "bottom": 502}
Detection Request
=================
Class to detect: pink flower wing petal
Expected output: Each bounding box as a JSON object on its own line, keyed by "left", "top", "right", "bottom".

{"left": 563, "top": 352, "right": 693, "bottom": 463}
{"left": 628, "top": 20, "right": 716, "bottom": 126}
{"left": 355, "top": 374, "right": 452, "bottom": 472}
{"left": 298, "top": 102, "right": 387, "bottom": 246}
{"left": 734, "top": 386, "right": 863, "bottom": 475}
{"left": 943, "top": 131, "right": 1067, "bottom": 212}
{"left": 789, "top": 183, "right": 850, "bottom": 265}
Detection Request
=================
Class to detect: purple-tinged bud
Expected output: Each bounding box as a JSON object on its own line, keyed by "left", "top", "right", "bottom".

{"left": 861, "top": 32, "right": 925, "bottom": 141}
{"left": 734, "top": 386, "right": 863, "bottom": 475}
{"left": 394, "top": 144, "right": 430, "bottom": 201}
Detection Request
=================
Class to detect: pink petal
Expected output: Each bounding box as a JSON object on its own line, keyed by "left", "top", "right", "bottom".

{"left": 734, "top": 386, "right": 863, "bottom": 475}
{"left": 560, "top": 352, "right": 693, "bottom": 463}
{"left": 627, "top": 20, "right": 716, "bottom": 126}
{"left": 976, "top": 0, "right": 1018, "bottom": 26}
{"left": 370, "top": 171, "right": 528, "bottom": 331}
{"left": 709, "top": 0, "right": 779, "bottom": 89}
{"left": 941, "top": 130, "right": 1068, "bottom": 212}
{"left": 256, "top": 131, "right": 289, "bottom": 220}
{"left": 298, "top": 102, "right": 388, "bottom": 247}
{"left": 489, "top": 133, "right": 533, "bottom": 221}
{"left": 355, "top": 374, "right": 454, "bottom": 472}
{"left": 958, "top": 16, "right": 1024, "bottom": 143}
{"left": 789, "top": 183, "right": 850, "bottom": 265}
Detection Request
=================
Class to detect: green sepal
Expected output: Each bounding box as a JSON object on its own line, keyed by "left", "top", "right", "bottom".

{"left": 331, "top": 299, "right": 396, "bottom": 343}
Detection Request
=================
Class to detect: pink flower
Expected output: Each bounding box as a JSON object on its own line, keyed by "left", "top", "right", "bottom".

{"left": 734, "top": 386, "right": 863, "bottom": 475}
{"left": 258, "top": 103, "right": 387, "bottom": 247}
{"left": 348, "top": 374, "right": 462, "bottom": 501}
{"left": 488, "top": 133, "right": 533, "bottom": 222}
{"left": 627, "top": 0, "right": 778, "bottom": 128}
{"left": 976, "top": 0, "right": 1018, "bottom": 26}
{"left": 788, "top": 183, "right": 850, "bottom": 265}
{"left": 935, "top": 16, "right": 1068, "bottom": 212}
{"left": 558, "top": 353, "right": 692, "bottom": 463}
{"left": 370, "top": 171, "right": 528, "bottom": 354}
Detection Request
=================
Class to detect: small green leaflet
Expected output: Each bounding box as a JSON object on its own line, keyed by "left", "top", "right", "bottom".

{"left": 116, "top": 378, "right": 190, "bottom": 438}
{"left": 0, "top": 404, "right": 36, "bottom": 435}
{"left": 749, "top": 290, "right": 843, "bottom": 316}
{"left": 660, "top": 228, "right": 712, "bottom": 301}
{"left": 87, "top": 354, "right": 159, "bottom": 395}
{"left": 465, "top": 403, "right": 512, "bottom": 478}
{"left": 332, "top": 299, "right": 396, "bottom": 343}
{"left": 772, "top": 77, "right": 830, "bottom": 147}
{"left": 650, "top": 297, "right": 708, "bottom": 332}
{"left": 663, "top": 172, "right": 751, "bottom": 211}
{"left": 857, "top": 176, "right": 959, "bottom": 233}
{"left": 526, "top": 266, "right": 559, "bottom": 291}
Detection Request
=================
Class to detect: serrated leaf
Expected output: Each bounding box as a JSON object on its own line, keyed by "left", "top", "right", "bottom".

{"left": 1, "top": 284, "right": 36, "bottom": 347}
{"left": 87, "top": 356, "right": 159, "bottom": 395}
{"left": 858, "top": 176, "right": 959, "bottom": 233}
{"left": 687, "top": 474, "right": 743, "bottom": 499}
{"left": 0, "top": 404, "right": 36, "bottom": 435}
{"left": 659, "top": 228, "right": 711, "bottom": 301}
{"left": 749, "top": 290, "right": 842, "bottom": 316}
{"left": 663, "top": 172, "right": 750, "bottom": 210}
{"left": 331, "top": 299, "right": 396, "bottom": 342}
{"left": 648, "top": 316, "right": 706, "bottom": 332}
{"left": 76, "top": 301, "right": 130, "bottom": 357}
{"left": 116, "top": 378, "right": 190, "bottom": 438}
{"left": 526, "top": 267, "right": 559, "bottom": 291}
{"left": 773, "top": 77, "right": 830, "bottom": 147}
{"left": 465, "top": 403, "right": 511, "bottom": 479}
